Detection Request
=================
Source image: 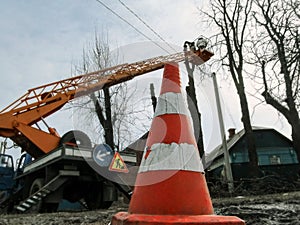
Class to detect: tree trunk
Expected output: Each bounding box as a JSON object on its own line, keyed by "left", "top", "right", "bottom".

{"left": 292, "top": 129, "right": 300, "bottom": 164}
{"left": 90, "top": 90, "right": 115, "bottom": 150}
{"left": 238, "top": 88, "right": 260, "bottom": 176}
{"left": 103, "top": 88, "right": 114, "bottom": 149}
{"left": 289, "top": 115, "right": 300, "bottom": 164}
{"left": 184, "top": 60, "right": 205, "bottom": 158}
{"left": 262, "top": 90, "right": 300, "bottom": 165}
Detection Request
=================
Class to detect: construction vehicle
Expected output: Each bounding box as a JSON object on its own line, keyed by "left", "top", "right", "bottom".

{"left": 0, "top": 38, "right": 213, "bottom": 213}
{"left": 0, "top": 154, "right": 14, "bottom": 205}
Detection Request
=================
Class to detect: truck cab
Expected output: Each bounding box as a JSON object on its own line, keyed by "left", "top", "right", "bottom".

{"left": 0, "top": 154, "right": 14, "bottom": 204}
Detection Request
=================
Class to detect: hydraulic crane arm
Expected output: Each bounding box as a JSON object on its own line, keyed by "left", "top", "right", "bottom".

{"left": 0, "top": 40, "right": 213, "bottom": 157}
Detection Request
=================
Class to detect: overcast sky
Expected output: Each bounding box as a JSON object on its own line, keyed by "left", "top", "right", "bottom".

{"left": 0, "top": 0, "right": 292, "bottom": 159}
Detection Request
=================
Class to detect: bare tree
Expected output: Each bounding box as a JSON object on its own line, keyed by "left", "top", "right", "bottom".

{"left": 251, "top": 0, "right": 300, "bottom": 162}
{"left": 200, "top": 0, "right": 259, "bottom": 175}
{"left": 72, "top": 32, "right": 150, "bottom": 151}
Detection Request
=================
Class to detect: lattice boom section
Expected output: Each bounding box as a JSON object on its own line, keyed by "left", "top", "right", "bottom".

{"left": 0, "top": 50, "right": 200, "bottom": 114}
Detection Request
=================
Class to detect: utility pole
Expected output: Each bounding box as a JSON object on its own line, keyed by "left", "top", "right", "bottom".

{"left": 212, "top": 72, "right": 234, "bottom": 193}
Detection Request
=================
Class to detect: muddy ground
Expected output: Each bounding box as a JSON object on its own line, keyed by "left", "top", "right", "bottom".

{"left": 0, "top": 191, "right": 299, "bottom": 225}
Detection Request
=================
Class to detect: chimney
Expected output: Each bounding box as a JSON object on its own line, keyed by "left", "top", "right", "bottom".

{"left": 228, "top": 128, "right": 236, "bottom": 139}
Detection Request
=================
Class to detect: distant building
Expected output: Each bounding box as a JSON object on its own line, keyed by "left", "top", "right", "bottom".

{"left": 206, "top": 126, "right": 300, "bottom": 182}
{"left": 120, "top": 132, "right": 148, "bottom": 166}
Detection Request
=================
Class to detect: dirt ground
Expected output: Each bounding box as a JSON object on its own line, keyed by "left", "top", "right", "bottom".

{"left": 0, "top": 191, "right": 299, "bottom": 225}
{"left": 213, "top": 191, "right": 300, "bottom": 224}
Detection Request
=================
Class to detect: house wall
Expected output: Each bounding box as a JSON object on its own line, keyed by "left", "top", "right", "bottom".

{"left": 231, "top": 130, "right": 298, "bottom": 165}
{"left": 207, "top": 129, "right": 300, "bottom": 181}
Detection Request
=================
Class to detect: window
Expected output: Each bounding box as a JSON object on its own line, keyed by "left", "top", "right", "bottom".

{"left": 257, "top": 147, "right": 298, "bottom": 165}
{"left": 0, "top": 155, "right": 13, "bottom": 168}
{"left": 269, "top": 155, "right": 281, "bottom": 165}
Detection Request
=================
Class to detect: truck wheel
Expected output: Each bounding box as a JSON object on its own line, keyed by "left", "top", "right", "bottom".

{"left": 85, "top": 194, "right": 113, "bottom": 210}
{"left": 60, "top": 130, "right": 92, "bottom": 148}
{"left": 100, "top": 201, "right": 113, "bottom": 209}
{"left": 84, "top": 184, "right": 113, "bottom": 210}
{"left": 84, "top": 186, "right": 102, "bottom": 210}
{"left": 28, "top": 178, "right": 45, "bottom": 213}
{"left": 43, "top": 203, "right": 58, "bottom": 213}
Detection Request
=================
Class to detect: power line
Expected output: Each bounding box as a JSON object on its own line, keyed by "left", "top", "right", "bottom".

{"left": 117, "top": 0, "right": 178, "bottom": 53}
{"left": 94, "top": 0, "right": 171, "bottom": 54}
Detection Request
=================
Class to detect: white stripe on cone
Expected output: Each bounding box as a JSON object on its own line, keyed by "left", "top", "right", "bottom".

{"left": 154, "top": 92, "right": 189, "bottom": 117}
{"left": 139, "top": 143, "right": 204, "bottom": 173}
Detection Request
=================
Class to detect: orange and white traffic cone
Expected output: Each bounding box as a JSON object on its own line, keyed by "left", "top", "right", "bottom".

{"left": 111, "top": 63, "right": 245, "bottom": 225}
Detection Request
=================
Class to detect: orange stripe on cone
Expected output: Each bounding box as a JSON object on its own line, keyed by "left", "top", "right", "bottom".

{"left": 111, "top": 63, "right": 245, "bottom": 225}
{"left": 159, "top": 62, "right": 181, "bottom": 94}
{"left": 130, "top": 170, "right": 213, "bottom": 215}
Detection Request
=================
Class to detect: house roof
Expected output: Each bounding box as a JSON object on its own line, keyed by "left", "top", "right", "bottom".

{"left": 204, "top": 126, "right": 289, "bottom": 168}
{"left": 122, "top": 132, "right": 148, "bottom": 153}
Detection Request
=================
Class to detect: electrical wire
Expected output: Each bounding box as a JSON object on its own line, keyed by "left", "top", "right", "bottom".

{"left": 117, "top": 0, "right": 178, "bottom": 53}
{"left": 95, "top": 0, "right": 172, "bottom": 54}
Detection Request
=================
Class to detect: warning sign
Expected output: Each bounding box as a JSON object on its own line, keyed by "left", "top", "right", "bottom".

{"left": 109, "top": 152, "right": 129, "bottom": 173}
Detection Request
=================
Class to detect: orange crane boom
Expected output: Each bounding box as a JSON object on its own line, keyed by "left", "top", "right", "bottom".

{"left": 0, "top": 43, "right": 213, "bottom": 158}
